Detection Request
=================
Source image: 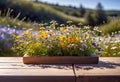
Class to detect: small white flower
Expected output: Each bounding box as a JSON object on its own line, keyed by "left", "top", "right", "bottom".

{"left": 79, "top": 48, "right": 84, "bottom": 51}
{"left": 47, "top": 45, "right": 53, "bottom": 49}
{"left": 24, "top": 54, "right": 29, "bottom": 57}
{"left": 117, "top": 52, "right": 120, "bottom": 55}
{"left": 111, "top": 47, "right": 117, "bottom": 50}
{"left": 105, "top": 45, "right": 108, "bottom": 49}
{"left": 71, "top": 44, "right": 75, "bottom": 47}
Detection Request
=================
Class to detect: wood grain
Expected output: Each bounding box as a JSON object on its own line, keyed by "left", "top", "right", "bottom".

{"left": 74, "top": 57, "right": 120, "bottom": 82}
{"left": 0, "top": 57, "right": 120, "bottom": 82}
{"left": 23, "top": 56, "right": 98, "bottom": 64}
{"left": 0, "top": 57, "right": 75, "bottom": 82}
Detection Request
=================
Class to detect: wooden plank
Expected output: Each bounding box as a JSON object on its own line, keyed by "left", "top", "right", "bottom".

{"left": 0, "top": 68, "right": 73, "bottom": 76}
{"left": 0, "top": 62, "right": 72, "bottom": 69}
{"left": 0, "top": 57, "right": 75, "bottom": 82}
{"left": 23, "top": 56, "right": 98, "bottom": 64}
{"left": 0, "top": 76, "right": 74, "bottom": 82}
{"left": 0, "top": 57, "right": 22, "bottom": 63}
{"left": 75, "top": 57, "right": 120, "bottom": 75}
{"left": 1, "top": 57, "right": 120, "bottom": 82}
{"left": 74, "top": 57, "right": 120, "bottom": 82}
{"left": 0, "top": 68, "right": 75, "bottom": 82}
{"left": 76, "top": 76, "right": 120, "bottom": 82}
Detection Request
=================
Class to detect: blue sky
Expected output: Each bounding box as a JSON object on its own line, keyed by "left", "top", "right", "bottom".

{"left": 39, "top": 0, "right": 120, "bottom": 10}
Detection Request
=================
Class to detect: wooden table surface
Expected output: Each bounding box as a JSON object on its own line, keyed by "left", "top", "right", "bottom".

{"left": 0, "top": 57, "right": 120, "bottom": 82}
{"left": 75, "top": 57, "right": 120, "bottom": 82}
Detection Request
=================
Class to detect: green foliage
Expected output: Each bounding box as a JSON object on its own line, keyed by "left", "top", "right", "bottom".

{"left": 100, "top": 19, "right": 120, "bottom": 34}
{"left": 51, "top": 1, "right": 120, "bottom": 18}
{"left": 0, "top": 0, "right": 81, "bottom": 24}
{"left": 106, "top": 10, "right": 120, "bottom": 17}
{"left": 0, "top": 0, "right": 119, "bottom": 57}
{"left": 84, "top": 12, "right": 95, "bottom": 26}
{"left": 0, "top": 20, "right": 120, "bottom": 57}
{"left": 79, "top": 4, "right": 86, "bottom": 17}
{"left": 102, "top": 42, "right": 120, "bottom": 57}
{"left": 93, "top": 3, "right": 107, "bottom": 25}
{"left": 0, "top": 39, "right": 14, "bottom": 57}
{"left": 0, "top": 9, "right": 40, "bottom": 29}
{"left": 96, "top": 34, "right": 120, "bottom": 57}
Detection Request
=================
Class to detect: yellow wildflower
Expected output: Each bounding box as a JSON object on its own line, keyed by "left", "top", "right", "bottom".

{"left": 31, "top": 42, "right": 41, "bottom": 48}
{"left": 25, "top": 31, "right": 29, "bottom": 35}
{"left": 60, "top": 27, "right": 68, "bottom": 32}
{"left": 59, "top": 35, "right": 66, "bottom": 40}
{"left": 67, "top": 36, "right": 81, "bottom": 43}
{"left": 60, "top": 42, "right": 66, "bottom": 48}
{"left": 76, "top": 37, "right": 81, "bottom": 41}
{"left": 25, "top": 29, "right": 33, "bottom": 39}
{"left": 39, "top": 30, "right": 48, "bottom": 39}
{"left": 16, "top": 35, "right": 21, "bottom": 39}
{"left": 42, "top": 32, "right": 48, "bottom": 39}
{"left": 25, "top": 29, "right": 33, "bottom": 35}
{"left": 71, "top": 38, "right": 76, "bottom": 43}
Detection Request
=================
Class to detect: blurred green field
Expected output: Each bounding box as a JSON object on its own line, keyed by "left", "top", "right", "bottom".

{"left": 100, "top": 18, "right": 120, "bottom": 34}
{"left": 0, "top": 0, "right": 120, "bottom": 57}
{"left": 0, "top": 0, "right": 83, "bottom": 24}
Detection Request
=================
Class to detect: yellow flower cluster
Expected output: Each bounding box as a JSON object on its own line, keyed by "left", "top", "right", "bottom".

{"left": 66, "top": 36, "right": 81, "bottom": 43}
{"left": 38, "top": 30, "right": 48, "bottom": 39}
{"left": 30, "top": 42, "right": 41, "bottom": 48}
{"left": 25, "top": 29, "right": 33, "bottom": 39}
{"left": 59, "top": 33, "right": 81, "bottom": 48}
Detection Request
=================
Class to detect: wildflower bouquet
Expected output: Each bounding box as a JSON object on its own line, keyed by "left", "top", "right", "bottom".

{"left": 12, "top": 23, "right": 100, "bottom": 57}
{"left": 12, "top": 21, "right": 100, "bottom": 64}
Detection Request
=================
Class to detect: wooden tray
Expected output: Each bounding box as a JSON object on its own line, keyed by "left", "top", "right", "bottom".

{"left": 23, "top": 56, "right": 99, "bottom": 64}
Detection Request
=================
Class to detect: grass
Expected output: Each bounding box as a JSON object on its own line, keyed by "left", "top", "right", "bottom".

{"left": 100, "top": 18, "right": 120, "bottom": 34}
{"left": 0, "top": 9, "right": 46, "bottom": 30}
{"left": 0, "top": 0, "right": 82, "bottom": 24}
{"left": 0, "top": 7, "right": 84, "bottom": 30}
{"left": 0, "top": 13, "right": 31, "bottom": 29}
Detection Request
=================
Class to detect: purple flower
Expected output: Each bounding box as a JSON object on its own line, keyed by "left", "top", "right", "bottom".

{"left": 92, "top": 42, "right": 96, "bottom": 47}
{"left": 98, "top": 48, "right": 102, "bottom": 51}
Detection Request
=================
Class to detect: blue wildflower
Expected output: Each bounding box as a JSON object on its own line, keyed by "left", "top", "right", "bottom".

{"left": 92, "top": 42, "right": 96, "bottom": 47}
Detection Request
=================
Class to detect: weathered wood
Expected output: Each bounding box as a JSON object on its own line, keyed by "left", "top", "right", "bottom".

{"left": 0, "top": 57, "right": 120, "bottom": 82}
{"left": 0, "top": 68, "right": 74, "bottom": 75}
{"left": 0, "top": 57, "right": 75, "bottom": 82}
{"left": 0, "top": 57, "right": 22, "bottom": 63}
{"left": 23, "top": 56, "right": 98, "bottom": 64}
{"left": 77, "top": 76, "right": 120, "bottom": 82}
{"left": 0, "top": 76, "right": 75, "bottom": 82}
{"left": 74, "top": 57, "right": 120, "bottom": 82}
{"left": 0, "top": 63, "right": 71, "bottom": 69}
